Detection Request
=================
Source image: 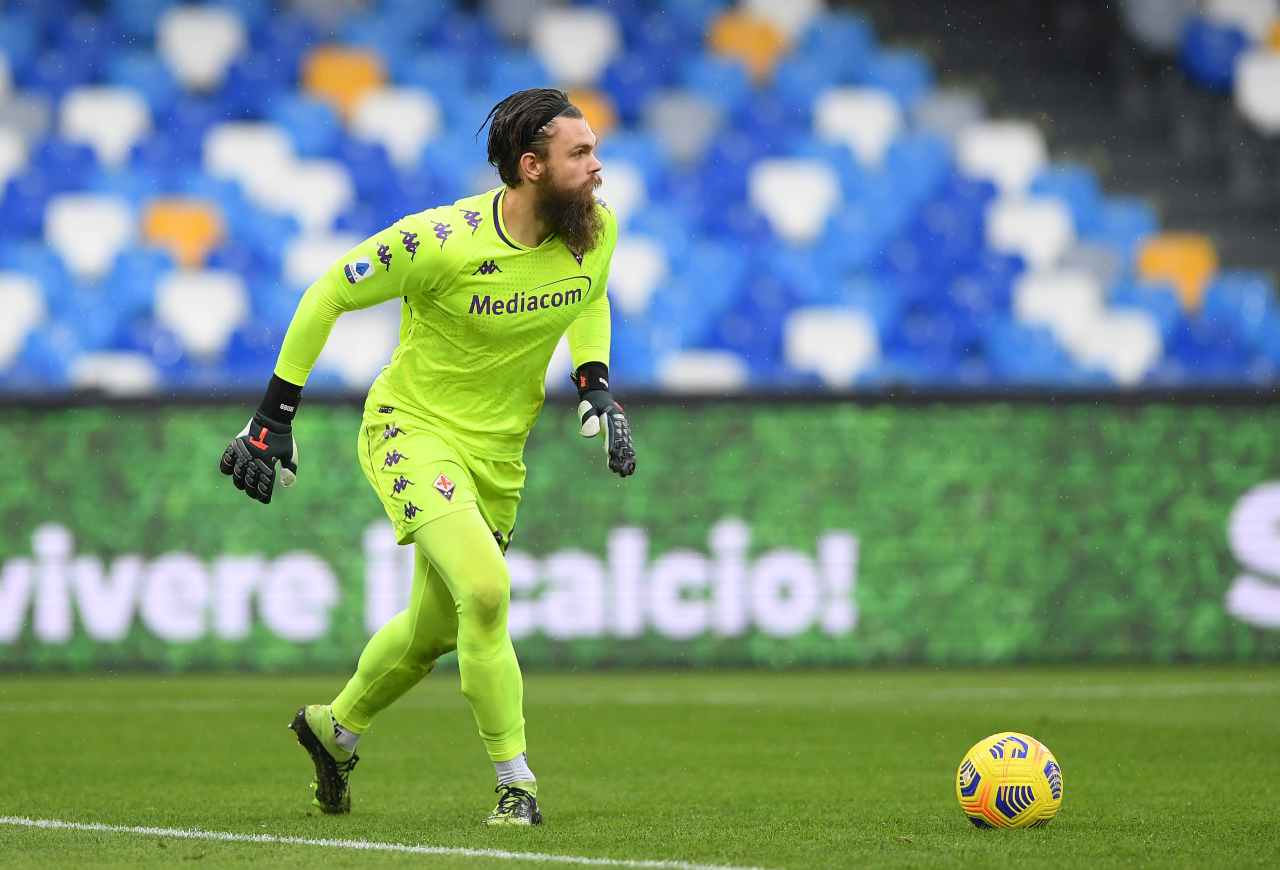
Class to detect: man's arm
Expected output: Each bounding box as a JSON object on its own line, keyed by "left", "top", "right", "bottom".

{"left": 567, "top": 292, "right": 635, "bottom": 478}
{"left": 219, "top": 215, "right": 436, "bottom": 503}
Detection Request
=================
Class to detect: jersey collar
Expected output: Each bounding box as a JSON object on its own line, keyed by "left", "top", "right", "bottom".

{"left": 492, "top": 187, "right": 557, "bottom": 252}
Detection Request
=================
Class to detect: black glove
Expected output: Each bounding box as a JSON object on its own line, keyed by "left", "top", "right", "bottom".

{"left": 219, "top": 375, "right": 301, "bottom": 504}
{"left": 573, "top": 362, "right": 636, "bottom": 478}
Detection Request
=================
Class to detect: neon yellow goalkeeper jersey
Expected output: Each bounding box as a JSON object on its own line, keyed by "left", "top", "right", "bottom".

{"left": 274, "top": 187, "right": 617, "bottom": 460}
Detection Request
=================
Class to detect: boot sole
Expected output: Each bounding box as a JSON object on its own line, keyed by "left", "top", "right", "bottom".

{"left": 288, "top": 707, "right": 351, "bottom": 814}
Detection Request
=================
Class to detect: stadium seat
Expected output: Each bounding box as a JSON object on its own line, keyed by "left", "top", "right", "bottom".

{"left": 142, "top": 199, "right": 224, "bottom": 268}
{"left": 284, "top": 232, "right": 359, "bottom": 289}
{"left": 607, "top": 236, "right": 669, "bottom": 315}
{"left": 0, "top": 50, "right": 10, "bottom": 98}
{"left": 531, "top": 7, "right": 622, "bottom": 87}
{"left": 0, "top": 92, "right": 52, "bottom": 147}
{"left": 596, "top": 160, "right": 647, "bottom": 228}
{"left": 156, "top": 4, "right": 246, "bottom": 91}
{"left": 1204, "top": 0, "right": 1279, "bottom": 41}
{"left": 1068, "top": 309, "right": 1163, "bottom": 385}
{"left": 912, "top": 87, "right": 985, "bottom": 141}
{"left": 813, "top": 87, "right": 902, "bottom": 168}
{"left": 784, "top": 307, "right": 879, "bottom": 387}
{"left": 44, "top": 193, "right": 134, "bottom": 280}
{"left": 351, "top": 87, "right": 442, "bottom": 169}
{"left": 301, "top": 45, "right": 386, "bottom": 120}
{"left": 270, "top": 95, "right": 342, "bottom": 159}
{"left": 69, "top": 351, "right": 160, "bottom": 394}
{"left": 1200, "top": 270, "right": 1277, "bottom": 346}
{"left": 1122, "top": 0, "right": 1199, "bottom": 52}
{"left": 957, "top": 120, "right": 1048, "bottom": 195}
{"left": 107, "top": 52, "right": 180, "bottom": 116}
{"left": 1111, "top": 281, "right": 1184, "bottom": 340}
{"left": 681, "top": 55, "right": 753, "bottom": 115}
{"left": 644, "top": 90, "right": 722, "bottom": 165}
{"left": 204, "top": 120, "right": 293, "bottom": 179}
{"left": 864, "top": 49, "right": 935, "bottom": 110}
{"left": 0, "top": 273, "right": 46, "bottom": 370}
{"left": 707, "top": 10, "right": 789, "bottom": 81}
{"left": 60, "top": 86, "right": 151, "bottom": 168}
{"left": 656, "top": 349, "right": 749, "bottom": 392}
{"left": 743, "top": 0, "right": 823, "bottom": 40}
{"left": 0, "top": 128, "right": 27, "bottom": 190}
{"left": 314, "top": 305, "right": 400, "bottom": 387}
{"left": 748, "top": 159, "right": 840, "bottom": 244}
{"left": 240, "top": 158, "right": 352, "bottom": 232}
{"left": 1235, "top": 49, "right": 1280, "bottom": 134}
{"left": 1059, "top": 241, "right": 1125, "bottom": 294}
{"left": 1014, "top": 269, "right": 1106, "bottom": 349}
{"left": 1029, "top": 164, "right": 1103, "bottom": 236}
{"left": 154, "top": 270, "right": 249, "bottom": 360}
{"left": 1180, "top": 16, "right": 1250, "bottom": 92}
{"left": 567, "top": 87, "right": 619, "bottom": 138}
{"left": 987, "top": 197, "right": 1075, "bottom": 269}
{"left": 1136, "top": 233, "right": 1219, "bottom": 310}
{"left": 107, "top": 0, "right": 174, "bottom": 40}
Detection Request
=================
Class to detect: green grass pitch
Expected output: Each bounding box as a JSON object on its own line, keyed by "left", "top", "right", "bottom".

{"left": 2, "top": 666, "right": 1278, "bottom": 868}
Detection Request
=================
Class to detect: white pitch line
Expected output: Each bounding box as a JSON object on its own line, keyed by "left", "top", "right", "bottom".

{"left": 0, "top": 817, "right": 770, "bottom": 870}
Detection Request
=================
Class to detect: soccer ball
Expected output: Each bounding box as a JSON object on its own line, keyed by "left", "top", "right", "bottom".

{"left": 955, "top": 732, "right": 1063, "bottom": 829}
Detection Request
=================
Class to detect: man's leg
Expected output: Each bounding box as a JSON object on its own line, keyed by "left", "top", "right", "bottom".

{"left": 331, "top": 545, "right": 458, "bottom": 732}
{"left": 290, "top": 543, "right": 457, "bottom": 813}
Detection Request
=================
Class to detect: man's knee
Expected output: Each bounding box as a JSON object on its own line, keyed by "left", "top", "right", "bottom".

{"left": 460, "top": 574, "right": 510, "bottom": 630}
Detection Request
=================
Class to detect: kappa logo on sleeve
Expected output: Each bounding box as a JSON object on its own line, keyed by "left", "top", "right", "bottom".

{"left": 343, "top": 258, "right": 373, "bottom": 284}
{"left": 433, "top": 473, "right": 456, "bottom": 501}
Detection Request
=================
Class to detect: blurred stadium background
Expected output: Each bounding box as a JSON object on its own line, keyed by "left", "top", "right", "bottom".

{"left": 4, "top": 0, "right": 1280, "bottom": 866}
{"left": 0, "top": 0, "right": 1279, "bottom": 393}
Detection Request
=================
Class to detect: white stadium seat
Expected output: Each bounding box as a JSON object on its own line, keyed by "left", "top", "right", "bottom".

{"left": 784, "top": 307, "right": 880, "bottom": 387}
{"left": 284, "top": 232, "right": 361, "bottom": 289}
{"left": 0, "top": 52, "right": 10, "bottom": 100}
{"left": 70, "top": 352, "right": 160, "bottom": 395}
{"left": 352, "top": 87, "right": 442, "bottom": 169}
{"left": 596, "top": 160, "right": 646, "bottom": 229}
{"left": 957, "top": 120, "right": 1048, "bottom": 195}
{"left": 530, "top": 8, "right": 621, "bottom": 87}
{"left": 1013, "top": 269, "right": 1106, "bottom": 348}
{"left": 485, "top": 0, "right": 545, "bottom": 42}
{"left": 749, "top": 159, "right": 841, "bottom": 245}
{"left": 1235, "top": 50, "right": 1280, "bottom": 135}
{"left": 645, "top": 90, "right": 723, "bottom": 166}
{"left": 0, "top": 127, "right": 28, "bottom": 189}
{"left": 204, "top": 122, "right": 295, "bottom": 183}
{"left": 243, "top": 158, "right": 354, "bottom": 232}
{"left": 987, "top": 196, "right": 1075, "bottom": 269}
{"left": 157, "top": 4, "right": 246, "bottom": 90}
{"left": 814, "top": 87, "right": 903, "bottom": 168}
{"left": 1121, "top": 0, "right": 1199, "bottom": 52}
{"left": 1066, "top": 309, "right": 1162, "bottom": 386}
{"left": 607, "top": 236, "right": 669, "bottom": 316}
{"left": 155, "top": 270, "right": 249, "bottom": 360}
{"left": 315, "top": 305, "right": 401, "bottom": 388}
{"left": 912, "top": 87, "right": 985, "bottom": 141}
{"left": 0, "top": 274, "right": 46, "bottom": 369}
{"left": 1058, "top": 241, "right": 1125, "bottom": 293}
{"left": 61, "top": 86, "right": 151, "bottom": 167}
{"left": 744, "top": 0, "right": 825, "bottom": 39}
{"left": 0, "top": 93, "right": 52, "bottom": 145}
{"left": 656, "top": 350, "right": 749, "bottom": 393}
{"left": 1205, "top": 0, "right": 1280, "bottom": 41}
{"left": 44, "top": 194, "right": 135, "bottom": 280}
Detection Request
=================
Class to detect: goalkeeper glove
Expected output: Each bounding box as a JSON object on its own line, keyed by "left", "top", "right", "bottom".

{"left": 573, "top": 362, "right": 636, "bottom": 478}
{"left": 219, "top": 374, "right": 301, "bottom": 504}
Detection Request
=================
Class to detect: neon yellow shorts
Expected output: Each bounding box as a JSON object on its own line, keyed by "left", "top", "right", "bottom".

{"left": 356, "top": 404, "right": 524, "bottom": 548}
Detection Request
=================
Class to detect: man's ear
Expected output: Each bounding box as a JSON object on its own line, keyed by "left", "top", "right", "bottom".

{"left": 519, "top": 151, "right": 544, "bottom": 184}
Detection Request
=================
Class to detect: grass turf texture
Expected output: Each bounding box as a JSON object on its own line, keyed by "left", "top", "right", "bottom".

{"left": 2, "top": 667, "right": 1277, "bottom": 869}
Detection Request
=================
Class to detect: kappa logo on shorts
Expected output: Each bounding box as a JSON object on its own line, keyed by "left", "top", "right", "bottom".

{"left": 391, "top": 475, "right": 413, "bottom": 495}
{"left": 403, "top": 502, "right": 420, "bottom": 520}
{"left": 433, "top": 473, "right": 456, "bottom": 501}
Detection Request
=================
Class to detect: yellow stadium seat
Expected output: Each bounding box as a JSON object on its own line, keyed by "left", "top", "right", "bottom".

{"left": 1269, "top": 22, "right": 1280, "bottom": 51}
{"left": 567, "top": 88, "right": 617, "bottom": 139}
{"left": 1136, "top": 233, "right": 1219, "bottom": 311}
{"left": 142, "top": 199, "right": 224, "bottom": 268}
{"left": 707, "top": 11, "right": 788, "bottom": 82}
{"left": 302, "top": 46, "right": 386, "bottom": 119}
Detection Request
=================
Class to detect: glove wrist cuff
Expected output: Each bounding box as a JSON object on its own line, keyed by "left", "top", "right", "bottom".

{"left": 258, "top": 374, "right": 303, "bottom": 425}
{"left": 573, "top": 361, "right": 610, "bottom": 398}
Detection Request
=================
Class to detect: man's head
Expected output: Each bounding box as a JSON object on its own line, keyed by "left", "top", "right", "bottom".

{"left": 481, "top": 88, "right": 605, "bottom": 254}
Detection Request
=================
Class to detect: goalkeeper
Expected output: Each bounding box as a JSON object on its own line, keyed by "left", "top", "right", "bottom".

{"left": 218, "top": 89, "right": 635, "bottom": 827}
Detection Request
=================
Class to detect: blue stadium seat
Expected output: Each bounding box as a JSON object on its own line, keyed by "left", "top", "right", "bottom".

{"left": 681, "top": 56, "right": 753, "bottom": 115}
{"left": 1179, "top": 16, "right": 1250, "bottom": 93}
{"left": 1030, "top": 163, "right": 1104, "bottom": 236}
{"left": 1084, "top": 196, "right": 1159, "bottom": 261}
{"left": 19, "top": 49, "right": 94, "bottom": 100}
{"left": 796, "top": 12, "right": 876, "bottom": 83}
{"left": 108, "top": 52, "right": 180, "bottom": 116}
{"left": 107, "top": 0, "right": 175, "bottom": 40}
{"left": 863, "top": 49, "right": 934, "bottom": 109}
{"left": 0, "top": 11, "right": 41, "bottom": 72}
{"left": 481, "top": 51, "right": 553, "bottom": 106}
{"left": 1111, "top": 281, "right": 1184, "bottom": 341}
{"left": 1200, "top": 271, "right": 1277, "bottom": 347}
{"left": 602, "top": 52, "right": 669, "bottom": 125}
{"left": 270, "top": 96, "right": 342, "bottom": 159}
{"left": 0, "top": 173, "right": 55, "bottom": 239}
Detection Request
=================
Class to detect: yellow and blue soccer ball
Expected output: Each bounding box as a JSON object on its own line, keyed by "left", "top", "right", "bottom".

{"left": 956, "top": 732, "right": 1063, "bottom": 829}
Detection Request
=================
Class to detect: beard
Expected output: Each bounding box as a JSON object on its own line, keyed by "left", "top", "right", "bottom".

{"left": 534, "top": 168, "right": 604, "bottom": 257}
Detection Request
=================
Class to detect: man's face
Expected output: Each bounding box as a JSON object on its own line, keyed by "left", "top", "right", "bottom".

{"left": 537, "top": 115, "right": 602, "bottom": 195}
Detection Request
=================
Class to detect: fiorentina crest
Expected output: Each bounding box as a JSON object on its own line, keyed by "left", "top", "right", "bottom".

{"left": 433, "top": 473, "right": 455, "bottom": 501}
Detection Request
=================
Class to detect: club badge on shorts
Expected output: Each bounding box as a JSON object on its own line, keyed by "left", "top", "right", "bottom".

{"left": 433, "top": 473, "right": 455, "bottom": 501}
